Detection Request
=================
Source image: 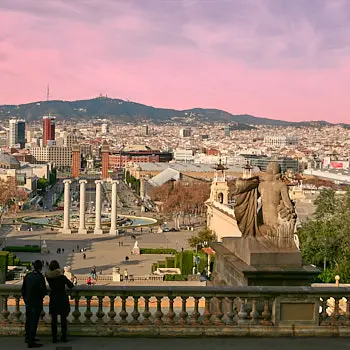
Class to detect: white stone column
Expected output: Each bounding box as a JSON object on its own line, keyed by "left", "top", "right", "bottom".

{"left": 94, "top": 180, "right": 103, "bottom": 234}
{"left": 61, "top": 179, "right": 72, "bottom": 234}
{"left": 78, "top": 180, "right": 88, "bottom": 234}
{"left": 109, "top": 180, "right": 119, "bottom": 235}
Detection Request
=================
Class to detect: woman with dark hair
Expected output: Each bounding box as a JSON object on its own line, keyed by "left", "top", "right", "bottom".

{"left": 45, "top": 260, "right": 74, "bottom": 343}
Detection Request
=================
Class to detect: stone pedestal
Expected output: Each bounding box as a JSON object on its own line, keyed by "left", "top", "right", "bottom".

{"left": 94, "top": 180, "right": 103, "bottom": 234}
{"left": 112, "top": 266, "right": 121, "bottom": 282}
{"left": 211, "top": 237, "right": 320, "bottom": 287}
{"left": 61, "top": 179, "right": 72, "bottom": 234}
{"left": 132, "top": 247, "right": 140, "bottom": 255}
{"left": 78, "top": 180, "right": 88, "bottom": 235}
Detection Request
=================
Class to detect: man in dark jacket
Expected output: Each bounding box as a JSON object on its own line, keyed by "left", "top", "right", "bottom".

{"left": 21, "top": 260, "right": 47, "bottom": 348}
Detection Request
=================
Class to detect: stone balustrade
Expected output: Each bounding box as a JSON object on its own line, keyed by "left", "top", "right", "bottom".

{"left": 212, "top": 201, "right": 236, "bottom": 218}
{"left": 1, "top": 285, "right": 350, "bottom": 337}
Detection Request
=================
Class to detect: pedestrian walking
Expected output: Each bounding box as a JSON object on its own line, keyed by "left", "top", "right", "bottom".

{"left": 91, "top": 265, "right": 97, "bottom": 280}
{"left": 21, "top": 260, "right": 46, "bottom": 348}
{"left": 83, "top": 253, "right": 86, "bottom": 260}
{"left": 124, "top": 269, "right": 129, "bottom": 282}
{"left": 45, "top": 260, "right": 74, "bottom": 344}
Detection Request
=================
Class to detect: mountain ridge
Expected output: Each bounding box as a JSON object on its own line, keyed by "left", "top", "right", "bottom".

{"left": 0, "top": 97, "right": 340, "bottom": 126}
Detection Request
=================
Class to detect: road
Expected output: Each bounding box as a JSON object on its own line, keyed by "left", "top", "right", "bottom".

{"left": 42, "top": 180, "right": 63, "bottom": 210}
{"left": 0, "top": 225, "right": 12, "bottom": 248}
{"left": 2, "top": 337, "right": 350, "bottom": 350}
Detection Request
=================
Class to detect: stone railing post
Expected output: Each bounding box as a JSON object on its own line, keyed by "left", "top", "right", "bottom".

{"left": 94, "top": 180, "right": 103, "bottom": 234}
{"left": 78, "top": 180, "right": 88, "bottom": 234}
{"left": 61, "top": 179, "right": 72, "bottom": 234}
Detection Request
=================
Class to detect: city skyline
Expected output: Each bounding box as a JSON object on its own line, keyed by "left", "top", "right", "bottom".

{"left": 1, "top": 0, "right": 350, "bottom": 123}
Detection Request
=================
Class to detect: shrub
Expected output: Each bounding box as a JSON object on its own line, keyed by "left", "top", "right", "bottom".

{"left": 14, "top": 258, "right": 21, "bottom": 266}
{"left": 140, "top": 248, "right": 176, "bottom": 255}
{"left": 164, "top": 274, "right": 187, "bottom": 281}
{"left": 151, "top": 263, "right": 158, "bottom": 273}
{"left": 3, "top": 246, "right": 41, "bottom": 253}
{"left": 174, "top": 251, "right": 194, "bottom": 275}
{"left": 158, "top": 261, "right": 166, "bottom": 268}
{"left": 165, "top": 257, "right": 175, "bottom": 268}
{"left": 0, "top": 251, "right": 9, "bottom": 283}
{"left": 181, "top": 251, "right": 194, "bottom": 275}
{"left": 8, "top": 253, "right": 15, "bottom": 266}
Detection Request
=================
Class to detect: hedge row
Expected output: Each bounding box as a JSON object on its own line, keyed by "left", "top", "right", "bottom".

{"left": 0, "top": 251, "right": 9, "bottom": 284}
{"left": 140, "top": 248, "right": 176, "bottom": 255}
{"left": 164, "top": 274, "right": 187, "bottom": 281}
{"left": 3, "top": 246, "right": 41, "bottom": 253}
{"left": 151, "top": 251, "right": 212, "bottom": 276}
{"left": 8, "top": 253, "right": 15, "bottom": 266}
{"left": 165, "top": 257, "right": 175, "bottom": 268}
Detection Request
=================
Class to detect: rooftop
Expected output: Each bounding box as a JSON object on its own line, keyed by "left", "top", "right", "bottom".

{"left": 133, "top": 162, "right": 259, "bottom": 173}
{"left": 0, "top": 153, "right": 20, "bottom": 167}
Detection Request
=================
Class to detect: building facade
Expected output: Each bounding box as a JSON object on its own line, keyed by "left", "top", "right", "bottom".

{"left": 8, "top": 119, "right": 26, "bottom": 149}
{"left": 31, "top": 146, "right": 72, "bottom": 168}
{"left": 43, "top": 116, "right": 56, "bottom": 146}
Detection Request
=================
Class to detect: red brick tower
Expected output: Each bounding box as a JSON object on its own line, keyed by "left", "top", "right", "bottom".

{"left": 101, "top": 141, "right": 109, "bottom": 179}
{"left": 72, "top": 144, "right": 80, "bottom": 178}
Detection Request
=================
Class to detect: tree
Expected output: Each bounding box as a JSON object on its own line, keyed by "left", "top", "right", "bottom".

{"left": 37, "top": 177, "right": 48, "bottom": 192}
{"left": 0, "top": 177, "right": 28, "bottom": 222}
{"left": 187, "top": 227, "right": 216, "bottom": 249}
{"left": 314, "top": 188, "right": 337, "bottom": 220}
{"left": 298, "top": 186, "right": 350, "bottom": 282}
{"left": 150, "top": 181, "right": 210, "bottom": 222}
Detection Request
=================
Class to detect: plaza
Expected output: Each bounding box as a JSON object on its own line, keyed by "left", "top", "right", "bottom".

{"left": 4, "top": 225, "right": 195, "bottom": 281}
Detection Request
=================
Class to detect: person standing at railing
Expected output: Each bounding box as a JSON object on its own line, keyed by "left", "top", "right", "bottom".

{"left": 21, "top": 260, "right": 46, "bottom": 348}
{"left": 45, "top": 260, "right": 74, "bottom": 344}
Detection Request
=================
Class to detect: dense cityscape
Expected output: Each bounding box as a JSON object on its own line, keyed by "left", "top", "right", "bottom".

{"left": 1, "top": 0, "right": 350, "bottom": 348}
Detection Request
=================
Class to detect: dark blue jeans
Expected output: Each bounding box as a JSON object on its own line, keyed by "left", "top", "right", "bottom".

{"left": 25, "top": 304, "right": 42, "bottom": 344}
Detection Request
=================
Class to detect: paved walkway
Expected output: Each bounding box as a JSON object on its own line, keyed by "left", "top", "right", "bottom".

{"left": 2, "top": 337, "right": 350, "bottom": 350}
{"left": 4, "top": 226, "right": 195, "bottom": 277}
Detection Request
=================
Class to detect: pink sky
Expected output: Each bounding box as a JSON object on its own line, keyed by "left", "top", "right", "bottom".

{"left": 0, "top": 0, "right": 350, "bottom": 123}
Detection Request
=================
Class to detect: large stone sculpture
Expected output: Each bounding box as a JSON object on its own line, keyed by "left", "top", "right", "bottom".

{"left": 231, "top": 161, "right": 296, "bottom": 248}
{"left": 210, "top": 161, "right": 319, "bottom": 287}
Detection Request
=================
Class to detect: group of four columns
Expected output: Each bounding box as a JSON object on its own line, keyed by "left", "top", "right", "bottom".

{"left": 61, "top": 179, "right": 119, "bottom": 235}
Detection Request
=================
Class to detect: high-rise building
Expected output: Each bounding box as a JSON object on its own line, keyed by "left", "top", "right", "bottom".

{"left": 179, "top": 128, "right": 192, "bottom": 138}
{"left": 101, "top": 123, "right": 109, "bottom": 135}
{"left": 142, "top": 125, "right": 149, "bottom": 136}
{"left": 43, "top": 116, "right": 56, "bottom": 146}
{"left": 63, "top": 132, "right": 77, "bottom": 148}
{"left": 8, "top": 119, "right": 26, "bottom": 149}
{"left": 224, "top": 125, "right": 231, "bottom": 137}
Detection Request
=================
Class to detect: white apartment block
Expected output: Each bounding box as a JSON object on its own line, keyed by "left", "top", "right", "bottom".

{"left": 173, "top": 148, "right": 195, "bottom": 162}
{"left": 264, "top": 135, "right": 298, "bottom": 147}
{"left": 31, "top": 146, "right": 72, "bottom": 167}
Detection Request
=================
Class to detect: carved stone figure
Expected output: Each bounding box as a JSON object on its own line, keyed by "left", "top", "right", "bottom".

{"left": 231, "top": 161, "right": 296, "bottom": 248}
